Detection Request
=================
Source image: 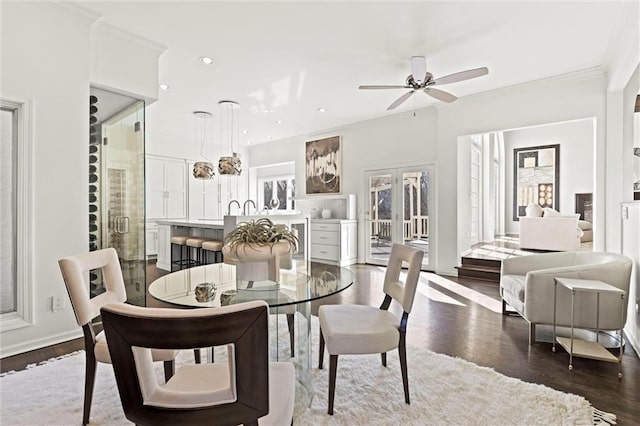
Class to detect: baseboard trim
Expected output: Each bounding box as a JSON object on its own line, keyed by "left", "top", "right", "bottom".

{"left": 0, "top": 329, "right": 82, "bottom": 359}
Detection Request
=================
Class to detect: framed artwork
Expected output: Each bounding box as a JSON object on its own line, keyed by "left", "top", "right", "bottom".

{"left": 575, "top": 193, "right": 593, "bottom": 222}
{"left": 513, "top": 144, "right": 560, "bottom": 221}
{"left": 305, "top": 136, "right": 341, "bottom": 194}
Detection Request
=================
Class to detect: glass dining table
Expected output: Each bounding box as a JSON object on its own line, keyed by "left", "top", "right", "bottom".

{"left": 148, "top": 260, "right": 354, "bottom": 417}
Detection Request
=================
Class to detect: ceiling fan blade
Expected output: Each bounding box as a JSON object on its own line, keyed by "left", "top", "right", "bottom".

{"left": 387, "top": 90, "right": 415, "bottom": 110}
{"left": 424, "top": 88, "right": 457, "bottom": 103}
{"left": 410, "top": 56, "right": 427, "bottom": 82}
{"left": 433, "top": 67, "right": 489, "bottom": 86}
{"left": 359, "top": 85, "right": 410, "bottom": 90}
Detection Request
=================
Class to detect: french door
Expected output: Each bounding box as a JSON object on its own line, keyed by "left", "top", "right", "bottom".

{"left": 364, "top": 165, "right": 435, "bottom": 270}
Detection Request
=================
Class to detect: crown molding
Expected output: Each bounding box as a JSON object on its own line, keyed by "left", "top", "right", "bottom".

{"left": 434, "top": 66, "right": 606, "bottom": 111}
{"left": 92, "top": 20, "right": 167, "bottom": 54}
{"left": 31, "top": 1, "right": 101, "bottom": 26}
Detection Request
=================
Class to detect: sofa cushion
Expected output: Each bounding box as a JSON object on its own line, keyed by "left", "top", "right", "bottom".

{"left": 501, "top": 274, "right": 525, "bottom": 302}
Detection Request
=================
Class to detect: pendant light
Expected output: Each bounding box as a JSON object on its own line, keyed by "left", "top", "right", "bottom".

{"left": 218, "top": 100, "right": 242, "bottom": 175}
{"left": 192, "top": 110, "right": 215, "bottom": 180}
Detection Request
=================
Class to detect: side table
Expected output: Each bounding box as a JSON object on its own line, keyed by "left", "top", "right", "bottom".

{"left": 553, "top": 277, "right": 625, "bottom": 378}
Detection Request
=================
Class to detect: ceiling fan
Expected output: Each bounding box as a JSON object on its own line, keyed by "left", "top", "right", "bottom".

{"left": 359, "top": 56, "right": 489, "bottom": 110}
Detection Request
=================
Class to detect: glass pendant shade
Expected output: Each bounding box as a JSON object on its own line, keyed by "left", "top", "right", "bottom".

{"left": 192, "top": 111, "right": 214, "bottom": 180}
{"left": 218, "top": 100, "right": 242, "bottom": 175}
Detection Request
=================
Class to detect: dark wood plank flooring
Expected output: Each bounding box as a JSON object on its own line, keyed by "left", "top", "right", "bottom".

{"left": 2, "top": 261, "right": 639, "bottom": 424}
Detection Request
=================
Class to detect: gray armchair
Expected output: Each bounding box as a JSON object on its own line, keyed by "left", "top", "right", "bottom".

{"left": 500, "top": 251, "right": 632, "bottom": 344}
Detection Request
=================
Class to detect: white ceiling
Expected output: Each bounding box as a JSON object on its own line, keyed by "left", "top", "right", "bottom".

{"left": 82, "top": 1, "right": 627, "bottom": 147}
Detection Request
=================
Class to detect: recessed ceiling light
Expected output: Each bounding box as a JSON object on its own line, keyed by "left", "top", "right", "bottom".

{"left": 275, "top": 120, "right": 283, "bottom": 125}
{"left": 242, "top": 129, "right": 248, "bottom": 134}
{"left": 199, "top": 56, "right": 214, "bottom": 65}
{"left": 159, "top": 84, "right": 170, "bottom": 91}
{"left": 264, "top": 109, "right": 273, "bottom": 114}
{"left": 317, "top": 107, "right": 327, "bottom": 113}
{"left": 266, "top": 136, "right": 272, "bottom": 140}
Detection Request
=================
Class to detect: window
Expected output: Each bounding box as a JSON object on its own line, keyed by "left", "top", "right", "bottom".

{"left": 258, "top": 175, "right": 295, "bottom": 211}
{"left": 0, "top": 99, "right": 33, "bottom": 331}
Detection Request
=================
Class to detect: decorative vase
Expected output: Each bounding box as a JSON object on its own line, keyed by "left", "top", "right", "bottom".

{"left": 222, "top": 241, "right": 292, "bottom": 283}
{"left": 310, "top": 208, "right": 318, "bottom": 219}
{"left": 321, "top": 208, "right": 332, "bottom": 219}
{"left": 194, "top": 282, "right": 216, "bottom": 302}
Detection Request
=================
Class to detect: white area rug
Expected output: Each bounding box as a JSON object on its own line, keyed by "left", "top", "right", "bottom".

{"left": 0, "top": 341, "right": 615, "bottom": 425}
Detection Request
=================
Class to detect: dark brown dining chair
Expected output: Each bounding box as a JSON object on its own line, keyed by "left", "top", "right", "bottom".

{"left": 58, "top": 248, "right": 177, "bottom": 425}
{"left": 318, "top": 243, "right": 424, "bottom": 415}
{"left": 101, "top": 300, "right": 295, "bottom": 426}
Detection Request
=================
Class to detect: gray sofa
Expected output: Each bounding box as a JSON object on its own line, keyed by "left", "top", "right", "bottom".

{"left": 500, "top": 251, "right": 632, "bottom": 344}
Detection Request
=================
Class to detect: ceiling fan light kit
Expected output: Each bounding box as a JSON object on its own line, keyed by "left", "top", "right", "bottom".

{"left": 358, "top": 56, "right": 488, "bottom": 110}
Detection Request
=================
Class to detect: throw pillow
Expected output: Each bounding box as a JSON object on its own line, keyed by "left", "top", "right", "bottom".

{"left": 542, "top": 207, "right": 561, "bottom": 217}
{"left": 525, "top": 203, "right": 543, "bottom": 217}
{"left": 578, "top": 220, "right": 593, "bottom": 230}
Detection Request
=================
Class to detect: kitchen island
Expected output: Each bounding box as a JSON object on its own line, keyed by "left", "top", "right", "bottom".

{"left": 156, "top": 214, "right": 309, "bottom": 271}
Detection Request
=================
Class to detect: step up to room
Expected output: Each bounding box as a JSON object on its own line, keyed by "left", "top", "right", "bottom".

{"left": 456, "top": 256, "right": 502, "bottom": 283}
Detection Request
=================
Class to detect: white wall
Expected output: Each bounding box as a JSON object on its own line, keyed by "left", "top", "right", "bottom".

{"left": 503, "top": 118, "right": 595, "bottom": 234}
{"left": 248, "top": 108, "right": 439, "bottom": 265}
{"left": 0, "top": 2, "right": 96, "bottom": 357}
{"left": 0, "top": 3, "right": 164, "bottom": 357}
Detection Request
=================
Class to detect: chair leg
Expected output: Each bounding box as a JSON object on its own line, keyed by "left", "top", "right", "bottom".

{"left": 194, "top": 349, "right": 201, "bottom": 364}
{"left": 82, "top": 351, "right": 97, "bottom": 425}
{"left": 529, "top": 323, "right": 536, "bottom": 345}
{"left": 318, "top": 328, "right": 325, "bottom": 369}
{"left": 287, "top": 313, "right": 295, "bottom": 357}
{"left": 163, "top": 360, "right": 175, "bottom": 381}
{"left": 328, "top": 355, "right": 338, "bottom": 415}
{"left": 399, "top": 332, "right": 410, "bottom": 404}
{"left": 381, "top": 352, "right": 387, "bottom": 367}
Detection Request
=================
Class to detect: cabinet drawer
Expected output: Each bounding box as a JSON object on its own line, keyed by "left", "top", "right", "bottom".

{"left": 311, "top": 229, "right": 340, "bottom": 246}
{"left": 311, "top": 243, "right": 340, "bottom": 260}
{"left": 311, "top": 222, "right": 340, "bottom": 232}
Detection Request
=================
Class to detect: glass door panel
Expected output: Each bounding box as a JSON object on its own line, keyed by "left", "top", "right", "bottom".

{"left": 365, "top": 172, "right": 394, "bottom": 265}
{"left": 365, "top": 166, "right": 434, "bottom": 269}
{"left": 93, "top": 87, "right": 146, "bottom": 306}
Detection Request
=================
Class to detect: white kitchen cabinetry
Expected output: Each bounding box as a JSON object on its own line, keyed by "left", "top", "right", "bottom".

{"left": 147, "top": 156, "right": 187, "bottom": 220}
{"left": 156, "top": 223, "right": 172, "bottom": 271}
{"left": 310, "top": 220, "right": 357, "bottom": 266}
{"left": 188, "top": 160, "right": 221, "bottom": 220}
{"left": 145, "top": 222, "right": 158, "bottom": 257}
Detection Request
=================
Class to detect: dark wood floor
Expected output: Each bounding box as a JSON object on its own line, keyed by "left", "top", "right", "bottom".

{"left": 2, "top": 261, "right": 639, "bottom": 424}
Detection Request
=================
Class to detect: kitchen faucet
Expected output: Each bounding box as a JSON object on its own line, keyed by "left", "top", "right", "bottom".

{"left": 243, "top": 199, "right": 257, "bottom": 215}
{"left": 227, "top": 199, "right": 241, "bottom": 215}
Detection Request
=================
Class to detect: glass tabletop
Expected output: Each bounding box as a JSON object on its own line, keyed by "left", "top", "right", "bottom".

{"left": 149, "top": 261, "right": 354, "bottom": 309}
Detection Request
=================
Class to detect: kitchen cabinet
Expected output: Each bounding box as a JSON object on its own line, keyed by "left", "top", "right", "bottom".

{"left": 146, "top": 156, "right": 187, "bottom": 220}
{"left": 145, "top": 222, "right": 158, "bottom": 257}
{"left": 310, "top": 219, "right": 357, "bottom": 266}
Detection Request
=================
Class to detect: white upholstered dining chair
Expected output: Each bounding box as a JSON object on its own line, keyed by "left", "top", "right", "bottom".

{"left": 101, "top": 300, "right": 295, "bottom": 426}
{"left": 318, "top": 243, "right": 424, "bottom": 415}
{"left": 58, "top": 248, "right": 177, "bottom": 425}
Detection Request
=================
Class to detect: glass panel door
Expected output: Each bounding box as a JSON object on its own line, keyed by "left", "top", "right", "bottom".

{"left": 365, "top": 172, "right": 394, "bottom": 265}
{"left": 92, "top": 87, "right": 146, "bottom": 306}
{"left": 365, "top": 166, "right": 434, "bottom": 269}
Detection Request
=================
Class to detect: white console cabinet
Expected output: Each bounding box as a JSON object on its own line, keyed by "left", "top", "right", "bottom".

{"left": 310, "top": 219, "right": 357, "bottom": 266}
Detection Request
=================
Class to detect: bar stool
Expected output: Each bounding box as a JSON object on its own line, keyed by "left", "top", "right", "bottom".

{"left": 202, "top": 240, "right": 224, "bottom": 264}
{"left": 170, "top": 236, "right": 192, "bottom": 271}
{"left": 186, "top": 237, "right": 208, "bottom": 266}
